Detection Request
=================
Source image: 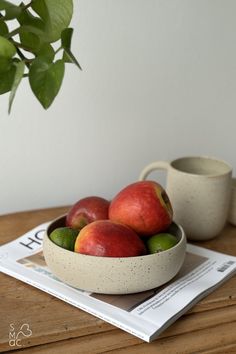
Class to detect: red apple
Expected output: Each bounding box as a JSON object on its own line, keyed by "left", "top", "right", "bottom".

{"left": 74, "top": 220, "right": 146, "bottom": 257}
{"left": 109, "top": 181, "right": 173, "bottom": 236}
{"left": 66, "top": 196, "right": 109, "bottom": 230}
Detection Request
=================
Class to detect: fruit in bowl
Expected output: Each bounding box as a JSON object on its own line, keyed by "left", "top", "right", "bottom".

{"left": 44, "top": 216, "right": 186, "bottom": 294}
{"left": 43, "top": 180, "right": 186, "bottom": 294}
{"left": 66, "top": 196, "right": 110, "bottom": 230}
{"left": 74, "top": 220, "right": 146, "bottom": 257}
{"left": 109, "top": 181, "right": 173, "bottom": 236}
{"left": 146, "top": 233, "right": 178, "bottom": 254}
{"left": 49, "top": 227, "right": 79, "bottom": 251}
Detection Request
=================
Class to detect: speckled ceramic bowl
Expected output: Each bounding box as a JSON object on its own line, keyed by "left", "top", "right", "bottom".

{"left": 43, "top": 216, "right": 186, "bottom": 294}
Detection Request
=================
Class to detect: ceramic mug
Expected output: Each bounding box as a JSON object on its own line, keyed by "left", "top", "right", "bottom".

{"left": 228, "top": 177, "right": 236, "bottom": 226}
{"left": 139, "top": 156, "right": 232, "bottom": 241}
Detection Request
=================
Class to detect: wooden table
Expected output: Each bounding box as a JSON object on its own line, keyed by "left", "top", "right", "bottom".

{"left": 0, "top": 207, "right": 236, "bottom": 353}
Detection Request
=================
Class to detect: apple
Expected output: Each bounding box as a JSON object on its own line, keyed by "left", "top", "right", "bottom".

{"left": 66, "top": 196, "right": 110, "bottom": 230}
{"left": 74, "top": 220, "right": 146, "bottom": 257}
{"left": 109, "top": 181, "right": 173, "bottom": 236}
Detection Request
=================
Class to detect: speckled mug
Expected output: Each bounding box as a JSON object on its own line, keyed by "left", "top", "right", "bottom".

{"left": 139, "top": 156, "right": 232, "bottom": 241}
{"left": 228, "top": 178, "right": 236, "bottom": 226}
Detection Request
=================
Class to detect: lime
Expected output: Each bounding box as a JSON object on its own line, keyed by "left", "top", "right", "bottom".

{"left": 147, "top": 233, "right": 178, "bottom": 254}
{"left": 49, "top": 227, "right": 79, "bottom": 251}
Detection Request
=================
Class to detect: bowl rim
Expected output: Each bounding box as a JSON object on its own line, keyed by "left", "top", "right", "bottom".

{"left": 45, "top": 214, "right": 186, "bottom": 261}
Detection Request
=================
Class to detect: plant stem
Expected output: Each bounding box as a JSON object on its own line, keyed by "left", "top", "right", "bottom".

{"left": 55, "top": 46, "right": 62, "bottom": 54}
{"left": 6, "top": 27, "right": 21, "bottom": 39}
{"left": 12, "top": 40, "right": 33, "bottom": 53}
{"left": 21, "top": 1, "right": 33, "bottom": 11}
{"left": 16, "top": 48, "right": 30, "bottom": 69}
{"left": 0, "top": 13, "right": 6, "bottom": 22}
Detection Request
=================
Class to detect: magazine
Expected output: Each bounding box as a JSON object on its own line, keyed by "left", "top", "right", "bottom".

{"left": 0, "top": 222, "right": 235, "bottom": 342}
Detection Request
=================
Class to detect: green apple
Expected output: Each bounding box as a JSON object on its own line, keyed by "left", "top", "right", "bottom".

{"left": 49, "top": 227, "right": 79, "bottom": 251}
{"left": 146, "top": 233, "right": 178, "bottom": 254}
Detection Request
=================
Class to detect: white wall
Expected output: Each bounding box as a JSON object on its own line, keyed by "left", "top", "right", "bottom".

{"left": 1, "top": 0, "right": 236, "bottom": 215}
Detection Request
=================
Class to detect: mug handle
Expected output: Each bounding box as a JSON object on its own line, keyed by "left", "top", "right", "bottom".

{"left": 139, "top": 161, "right": 170, "bottom": 180}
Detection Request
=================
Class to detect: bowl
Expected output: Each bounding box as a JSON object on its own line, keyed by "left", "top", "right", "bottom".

{"left": 43, "top": 216, "right": 186, "bottom": 294}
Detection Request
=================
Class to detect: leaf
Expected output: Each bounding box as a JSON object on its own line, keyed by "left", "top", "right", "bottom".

{"left": 62, "top": 50, "right": 72, "bottom": 63}
{"left": 63, "top": 48, "right": 82, "bottom": 70}
{"left": 0, "top": 35, "right": 16, "bottom": 58}
{"left": 0, "top": 56, "right": 11, "bottom": 73}
{"left": 0, "top": 0, "right": 21, "bottom": 19}
{"left": 19, "top": 29, "right": 41, "bottom": 52}
{"left": 61, "top": 27, "right": 73, "bottom": 49}
{"left": 31, "top": 0, "right": 73, "bottom": 42}
{"left": 0, "top": 21, "right": 8, "bottom": 36}
{"left": 0, "top": 63, "right": 16, "bottom": 94}
{"left": 18, "top": 3, "right": 72, "bottom": 44}
{"left": 61, "top": 27, "right": 82, "bottom": 70}
{"left": 8, "top": 61, "right": 25, "bottom": 113}
{"left": 4, "top": 5, "right": 21, "bottom": 20}
{"left": 36, "top": 42, "right": 55, "bottom": 61}
{"left": 0, "top": 0, "right": 16, "bottom": 11}
{"left": 17, "top": 6, "right": 43, "bottom": 27}
{"left": 0, "top": 0, "right": 9, "bottom": 10}
{"left": 17, "top": 8, "right": 46, "bottom": 40}
{"left": 29, "top": 58, "right": 65, "bottom": 109}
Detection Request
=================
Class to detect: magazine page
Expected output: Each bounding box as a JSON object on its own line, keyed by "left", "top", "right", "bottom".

{"left": 0, "top": 223, "right": 236, "bottom": 342}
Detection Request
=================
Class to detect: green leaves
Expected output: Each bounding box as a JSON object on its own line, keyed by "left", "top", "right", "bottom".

{"left": 0, "top": 21, "right": 8, "bottom": 36}
{"left": 0, "top": 35, "right": 16, "bottom": 57}
{"left": 0, "top": 56, "right": 11, "bottom": 73}
{"left": 36, "top": 43, "right": 55, "bottom": 61}
{"left": 61, "top": 28, "right": 82, "bottom": 69}
{"left": 31, "top": 0, "right": 73, "bottom": 42}
{"left": 0, "top": 63, "right": 16, "bottom": 94}
{"left": 19, "top": 29, "right": 41, "bottom": 52}
{"left": 29, "top": 58, "right": 65, "bottom": 109}
{"left": 0, "top": 1, "right": 21, "bottom": 20}
{"left": 8, "top": 61, "right": 25, "bottom": 113}
{"left": 0, "top": 0, "right": 80, "bottom": 113}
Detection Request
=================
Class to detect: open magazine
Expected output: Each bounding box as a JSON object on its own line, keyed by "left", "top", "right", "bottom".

{"left": 0, "top": 222, "right": 235, "bottom": 342}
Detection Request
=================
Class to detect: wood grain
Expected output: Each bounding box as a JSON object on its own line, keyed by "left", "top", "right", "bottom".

{"left": 4, "top": 306, "right": 236, "bottom": 353}
{"left": 0, "top": 207, "right": 236, "bottom": 353}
